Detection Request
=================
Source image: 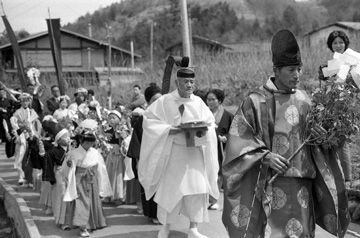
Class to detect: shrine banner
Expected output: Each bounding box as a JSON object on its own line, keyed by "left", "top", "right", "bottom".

{"left": 1, "top": 15, "right": 27, "bottom": 91}
{"left": 46, "top": 18, "right": 67, "bottom": 95}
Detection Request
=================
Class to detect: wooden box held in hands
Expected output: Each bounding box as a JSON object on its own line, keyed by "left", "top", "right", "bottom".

{"left": 177, "top": 121, "right": 210, "bottom": 147}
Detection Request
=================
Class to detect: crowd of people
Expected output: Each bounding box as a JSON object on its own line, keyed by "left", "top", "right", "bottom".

{"left": 0, "top": 28, "right": 354, "bottom": 238}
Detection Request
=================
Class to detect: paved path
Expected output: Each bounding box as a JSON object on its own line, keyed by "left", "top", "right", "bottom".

{"left": 0, "top": 144, "right": 358, "bottom": 238}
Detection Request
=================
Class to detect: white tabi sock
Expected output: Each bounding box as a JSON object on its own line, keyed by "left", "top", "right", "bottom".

{"left": 188, "top": 228, "right": 208, "bottom": 238}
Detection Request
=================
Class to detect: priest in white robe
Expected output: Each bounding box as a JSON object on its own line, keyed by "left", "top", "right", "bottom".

{"left": 139, "top": 68, "right": 219, "bottom": 238}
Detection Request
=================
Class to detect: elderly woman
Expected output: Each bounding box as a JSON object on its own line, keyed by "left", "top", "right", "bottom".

{"left": 205, "top": 89, "right": 233, "bottom": 210}
{"left": 318, "top": 30, "right": 352, "bottom": 182}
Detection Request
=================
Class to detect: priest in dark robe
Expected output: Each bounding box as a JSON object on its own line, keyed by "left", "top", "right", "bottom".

{"left": 222, "top": 30, "right": 350, "bottom": 238}
{"left": 127, "top": 83, "right": 162, "bottom": 224}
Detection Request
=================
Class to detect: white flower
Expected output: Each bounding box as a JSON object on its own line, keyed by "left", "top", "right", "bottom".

{"left": 26, "top": 67, "right": 41, "bottom": 85}
{"left": 79, "top": 119, "right": 98, "bottom": 130}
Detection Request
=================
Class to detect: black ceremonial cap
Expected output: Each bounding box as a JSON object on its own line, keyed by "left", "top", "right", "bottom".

{"left": 177, "top": 68, "right": 195, "bottom": 78}
{"left": 271, "top": 29, "right": 302, "bottom": 67}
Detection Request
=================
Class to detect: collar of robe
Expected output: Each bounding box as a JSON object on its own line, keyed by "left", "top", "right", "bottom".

{"left": 263, "top": 84, "right": 296, "bottom": 94}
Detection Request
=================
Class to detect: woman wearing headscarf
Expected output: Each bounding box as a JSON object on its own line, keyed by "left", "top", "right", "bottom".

{"left": 127, "top": 83, "right": 162, "bottom": 224}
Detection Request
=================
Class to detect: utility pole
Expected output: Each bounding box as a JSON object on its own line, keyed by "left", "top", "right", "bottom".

{"left": 180, "top": 0, "right": 191, "bottom": 65}
{"left": 87, "top": 23, "right": 92, "bottom": 69}
{"left": 130, "top": 40, "right": 134, "bottom": 69}
{"left": 106, "top": 24, "right": 112, "bottom": 109}
{"left": 150, "top": 20, "right": 154, "bottom": 70}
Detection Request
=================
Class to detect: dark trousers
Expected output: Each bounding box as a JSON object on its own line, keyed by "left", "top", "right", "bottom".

{"left": 5, "top": 137, "right": 15, "bottom": 158}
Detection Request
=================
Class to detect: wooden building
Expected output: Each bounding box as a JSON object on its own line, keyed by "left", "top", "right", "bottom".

{"left": 304, "top": 21, "right": 360, "bottom": 48}
{"left": 165, "top": 35, "right": 229, "bottom": 56}
{"left": 0, "top": 28, "right": 141, "bottom": 70}
{"left": 0, "top": 29, "right": 144, "bottom": 104}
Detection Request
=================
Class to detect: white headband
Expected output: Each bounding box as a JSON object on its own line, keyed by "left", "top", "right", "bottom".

{"left": 54, "top": 128, "right": 68, "bottom": 146}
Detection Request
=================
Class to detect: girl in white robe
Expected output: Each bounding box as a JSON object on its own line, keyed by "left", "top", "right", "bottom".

{"left": 63, "top": 129, "right": 112, "bottom": 237}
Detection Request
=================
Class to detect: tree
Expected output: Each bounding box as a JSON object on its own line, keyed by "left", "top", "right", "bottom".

{"left": 0, "top": 29, "right": 30, "bottom": 45}
{"left": 282, "top": 5, "right": 301, "bottom": 35}
{"left": 353, "top": 11, "right": 360, "bottom": 22}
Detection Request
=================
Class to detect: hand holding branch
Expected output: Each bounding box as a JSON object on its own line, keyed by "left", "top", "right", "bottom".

{"left": 263, "top": 152, "right": 289, "bottom": 174}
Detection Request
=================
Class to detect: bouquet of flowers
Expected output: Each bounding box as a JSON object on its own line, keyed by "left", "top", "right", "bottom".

{"left": 26, "top": 67, "right": 41, "bottom": 86}
{"left": 303, "top": 82, "right": 360, "bottom": 148}
{"left": 321, "top": 48, "right": 360, "bottom": 88}
{"left": 74, "top": 118, "right": 113, "bottom": 157}
{"left": 269, "top": 81, "right": 360, "bottom": 184}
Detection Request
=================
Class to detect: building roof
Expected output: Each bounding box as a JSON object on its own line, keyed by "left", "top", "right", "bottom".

{"left": 0, "top": 28, "right": 141, "bottom": 58}
{"left": 165, "top": 35, "right": 230, "bottom": 52}
{"left": 305, "top": 21, "right": 360, "bottom": 36}
{"left": 94, "top": 67, "right": 144, "bottom": 74}
{"left": 224, "top": 42, "right": 270, "bottom": 52}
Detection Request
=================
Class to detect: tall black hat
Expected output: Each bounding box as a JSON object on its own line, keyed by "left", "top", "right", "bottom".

{"left": 271, "top": 29, "right": 302, "bottom": 67}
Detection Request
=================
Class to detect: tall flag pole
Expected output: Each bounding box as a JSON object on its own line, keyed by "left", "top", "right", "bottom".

{"left": 1, "top": 2, "right": 27, "bottom": 91}
{"left": 106, "top": 24, "right": 112, "bottom": 109}
{"left": 46, "top": 9, "right": 66, "bottom": 95}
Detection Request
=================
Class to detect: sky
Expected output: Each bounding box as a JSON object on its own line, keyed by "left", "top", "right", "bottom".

{"left": 0, "top": 0, "right": 120, "bottom": 34}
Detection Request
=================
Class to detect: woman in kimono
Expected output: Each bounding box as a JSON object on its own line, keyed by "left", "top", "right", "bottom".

{"left": 63, "top": 119, "right": 112, "bottom": 237}
{"left": 53, "top": 96, "right": 72, "bottom": 121}
{"left": 11, "top": 93, "right": 39, "bottom": 185}
{"left": 122, "top": 124, "right": 141, "bottom": 211}
{"left": 105, "top": 110, "right": 126, "bottom": 204}
{"left": 318, "top": 30, "right": 352, "bottom": 182}
{"left": 205, "top": 89, "right": 234, "bottom": 210}
{"left": 38, "top": 117, "right": 56, "bottom": 215}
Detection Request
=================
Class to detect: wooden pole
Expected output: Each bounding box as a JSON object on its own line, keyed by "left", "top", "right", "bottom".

{"left": 150, "top": 21, "right": 154, "bottom": 70}
{"left": 0, "top": 1, "right": 5, "bottom": 16}
{"left": 130, "top": 41, "right": 135, "bottom": 69}
{"left": 47, "top": 10, "right": 66, "bottom": 95}
{"left": 106, "top": 24, "right": 112, "bottom": 109}
{"left": 87, "top": 23, "right": 92, "bottom": 69}
{"left": 180, "top": 0, "right": 191, "bottom": 65}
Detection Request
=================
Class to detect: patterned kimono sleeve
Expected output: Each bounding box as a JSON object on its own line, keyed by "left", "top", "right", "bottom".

{"left": 222, "top": 95, "right": 270, "bottom": 238}
{"left": 223, "top": 95, "right": 270, "bottom": 182}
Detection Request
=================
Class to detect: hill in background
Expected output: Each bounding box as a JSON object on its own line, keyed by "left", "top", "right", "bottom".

{"left": 62, "top": 0, "right": 359, "bottom": 61}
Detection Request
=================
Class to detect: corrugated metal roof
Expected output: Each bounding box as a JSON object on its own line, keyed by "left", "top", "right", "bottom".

{"left": 0, "top": 28, "right": 141, "bottom": 58}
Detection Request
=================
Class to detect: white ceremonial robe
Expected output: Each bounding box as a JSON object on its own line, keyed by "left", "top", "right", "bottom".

{"left": 139, "top": 90, "right": 220, "bottom": 214}
{"left": 11, "top": 107, "right": 39, "bottom": 181}
{"left": 63, "top": 146, "right": 113, "bottom": 202}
